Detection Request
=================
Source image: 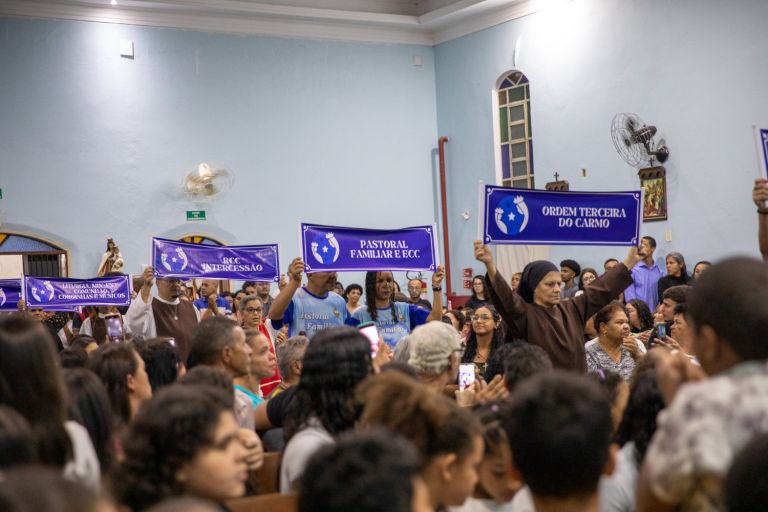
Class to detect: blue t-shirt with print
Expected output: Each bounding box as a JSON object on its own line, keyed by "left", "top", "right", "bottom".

{"left": 193, "top": 296, "right": 232, "bottom": 315}
{"left": 352, "top": 302, "right": 430, "bottom": 349}
{"left": 273, "top": 287, "right": 351, "bottom": 339}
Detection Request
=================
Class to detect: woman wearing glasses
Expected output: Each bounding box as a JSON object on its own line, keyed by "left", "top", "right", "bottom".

{"left": 461, "top": 305, "right": 505, "bottom": 378}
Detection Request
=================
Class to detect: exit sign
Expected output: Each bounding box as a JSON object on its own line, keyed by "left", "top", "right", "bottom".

{"left": 186, "top": 210, "right": 206, "bottom": 221}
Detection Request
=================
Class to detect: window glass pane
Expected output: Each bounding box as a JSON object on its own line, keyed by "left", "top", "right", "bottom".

{"left": 512, "top": 161, "right": 528, "bottom": 177}
{"left": 511, "top": 142, "right": 527, "bottom": 159}
{"left": 499, "top": 108, "right": 509, "bottom": 143}
{"left": 510, "top": 105, "right": 525, "bottom": 122}
{"left": 501, "top": 145, "right": 510, "bottom": 179}
{"left": 512, "top": 178, "right": 529, "bottom": 189}
{"left": 502, "top": 179, "right": 512, "bottom": 187}
{"left": 510, "top": 124, "right": 526, "bottom": 141}
{"left": 508, "top": 86, "right": 525, "bottom": 102}
{"left": 527, "top": 118, "right": 532, "bottom": 138}
{"left": 498, "top": 90, "right": 507, "bottom": 105}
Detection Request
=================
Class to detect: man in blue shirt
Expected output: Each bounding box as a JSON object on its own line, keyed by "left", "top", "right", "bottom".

{"left": 624, "top": 236, "right": 664, "bottom": 310}
{"left": 268, "top": 257, "right": 353, "bottom": 339}
{"left": 193, "top": 279, "right": 232, "bottom": 319}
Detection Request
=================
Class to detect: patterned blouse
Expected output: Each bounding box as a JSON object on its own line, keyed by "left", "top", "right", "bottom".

{"left": 644, "top": 361, "right": 768, "bottom": 512}
{"left": 585, "top": 341, "right": 636, "bottom": 381}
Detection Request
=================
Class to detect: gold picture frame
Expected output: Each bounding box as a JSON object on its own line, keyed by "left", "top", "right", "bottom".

{"left": 638, "top": 166, "right": 668, "bottom": 222}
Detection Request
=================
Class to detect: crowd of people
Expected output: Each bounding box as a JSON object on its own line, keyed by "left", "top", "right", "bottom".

{"left": 1, "top": 181, "right": 768, "bottom": 512}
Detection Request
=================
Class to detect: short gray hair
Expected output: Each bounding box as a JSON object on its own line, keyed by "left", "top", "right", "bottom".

{"left": 408, "top": 322, "right": 461, "bottom": 376}
{"left": 239, "top": 295, "right": 262, "bottom": 313}
{"left": 276, "top": 335, "right": 309, "bottom": 377}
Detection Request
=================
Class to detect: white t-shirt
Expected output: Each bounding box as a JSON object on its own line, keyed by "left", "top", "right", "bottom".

{"left": 63, "top": 421, "right": 101, "bottom": 491}
{"left": 279, "top": 419, "right": 333, "bottom": 493}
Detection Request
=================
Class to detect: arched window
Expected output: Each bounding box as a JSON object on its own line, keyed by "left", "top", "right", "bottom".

{"left": 496, "top": 70, "right": 533, "bottom": 189}
{"left": 0, "top": 232, "right": 68, "bottom": 277}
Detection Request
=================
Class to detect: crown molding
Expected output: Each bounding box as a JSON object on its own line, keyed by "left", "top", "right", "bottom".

{"left": 0, "top": 0, "right": 546, "bottom": 46}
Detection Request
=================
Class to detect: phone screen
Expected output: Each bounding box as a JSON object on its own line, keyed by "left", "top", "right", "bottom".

{"left": 459, "top": 363, "right": 475, "bottom": 391}
{"left": 105, "top": 314, "right": 124, "bottom": 343}
{"left": 358, "top": 323, "right": 379, "bottom": 358}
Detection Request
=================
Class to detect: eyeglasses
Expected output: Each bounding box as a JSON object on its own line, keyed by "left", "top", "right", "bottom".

{"left": 244, "top": 307, "right": 263, "bottom": 313}
{"left": 471, "top": 315, "right": 494, "bottom": 322}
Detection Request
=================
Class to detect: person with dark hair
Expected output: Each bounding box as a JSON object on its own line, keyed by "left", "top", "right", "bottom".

{"left": 559, "top": 259, "right": 581, "bottom": 299}
{"left": 444, "top": 309, "right": 467, "bottom": 336}
{"left": 357, "top": 371, "right": 484, "bottom": 511}
{"left": 178, "top": 366, "right": 235, "bottom": 405}
{"left": 659, "top": 284, "right": 690, "bottom": 322}
{"left": 691, "top": 260, "right": 711, "bottom": 280}
{"left": 585, "top": 302, "right": 642, "bottom": 381}
{"left": 510, "top": 272, "right": 522, "bottom": 292}
{"left": 573, "top": 267, "right": 598, "bottom": 297}
{"left": 343, "top": 283, "right": 364, "bottom": 314}
{"left": 299, "top": 429, "right": 428, "bottom": 512}
{"left": 232, "top": 289, "right": 247, "bottom": 315}
{"left": 233, "top": 329, "right": 277, "bottom": 408}
{"left": 237, "top": 295, "right": 281, "bottom": 395}
{"left": 60, "top": 346, "right": 89, "bottom": 368}
{"left": 268, "top": 257, "right": 350, "bottom": 339}
{"left": 112, "top": 385, "right": 248, "bottom": 510}
{"left": 656, "top": 252, "right": 690, "bottom": 303}
{"left": 125, "top": 266, "right": 200, "bottom": 363}
{"left": 665, "top": 302, "right": 696, "bottom": 360}
{"left": 461, "top": 305, "right": 505, "bottom": 378}
{"left": 137, "top": 337, "right": 183, "bottom": 391}
{"left": 637, "top": 257, "right": 768, "bottom": 512}
{"left": 588, "top": 369, "right": 629, "bottom": 433}
{"left": 483, "top": 342, "right": 514, "bottom": 383}
{"left": 623, "top": 236, "right": 663, "bottom": 310}
{"left": 501, "top": 342, "right": 552, "bottom": 392}
{"left": 0, "top": 466, "right": 113, "bottom": 512}
{"left": 0, "top": 405, "right": 36, "bottom": 469}
{"left": 146, "top": 498, "right": 220, "bottom": 512}
{"left": 87, "top": 343, "right": 152, "bottom": 431}
{"left": 504, "top": 372, "right": 615, "bottom": 512}
{"left": 475, "top": 241, "right": 641, "bottom": 372}
{"left": 406, "top": 278, "right": 433, "bottom": 310}
{"left": 69, "top": 334, "right": 99, "bottom": 354}
{"left": 280, "top": 326, "right": 373, "bottom": 492}
{"left": 254, "top": 281, "right": 274, "bottom": 318}
{"left": 724, "top": 433, "right": 768, "bottom": 512}
{"left": 186, "top": 317, "right": 255, "bottom": 429}
{"left": 352, "top": 268, "right": 445, "bottom": 349}
{"left": 625, "top": 299, "right": 653, "bottom": 334}
{"left": 63, "top": 368, "right": 114, "bottom": 475}
{"left": 601, "top": 366, "right": 664, "bottom": 512}
{"left": 603, "top": 258, "right": 620, "bottom": 273}
{"left": 466, "top": 275, "right": 492, "bottom": 310}
{"left": 453, "top": 402, "right": 521, "bottom": 511}
{"left": 0, "top": 315, "right": 100, "bottom": 489}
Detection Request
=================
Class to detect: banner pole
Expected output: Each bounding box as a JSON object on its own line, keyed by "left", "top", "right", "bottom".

{"left": 477, "top": 180, "right": 485, "bottom": 242}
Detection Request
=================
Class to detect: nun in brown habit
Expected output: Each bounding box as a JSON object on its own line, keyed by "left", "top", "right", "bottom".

{"left": 473, "top": 241, "right": 643, "bottom": 373}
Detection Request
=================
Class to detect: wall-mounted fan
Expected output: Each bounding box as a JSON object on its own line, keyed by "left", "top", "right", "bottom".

{"left": 611, "top": 113, "right": 670, "bottom": 168}
{"left": 183, "top": 163, "right": 234, "bottom": 202}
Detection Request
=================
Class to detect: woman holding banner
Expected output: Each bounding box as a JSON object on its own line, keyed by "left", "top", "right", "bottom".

{"left": 352, "top": 266, "right": 445, "bottom": 349}
{"left": 474, "top": 241, "right": 642, "bottom": 372}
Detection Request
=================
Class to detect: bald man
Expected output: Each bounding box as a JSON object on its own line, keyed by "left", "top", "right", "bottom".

{"left": 193, "top": 279, "right": 232, "bottom": 319}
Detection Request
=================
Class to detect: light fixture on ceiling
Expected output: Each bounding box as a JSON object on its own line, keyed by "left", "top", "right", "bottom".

{"left": 110, "top": 0, "right": 117, "bottom": 5}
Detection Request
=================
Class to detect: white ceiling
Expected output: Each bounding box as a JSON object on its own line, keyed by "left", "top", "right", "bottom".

{"left": 0, "top": 0, "right": 554, "bottom": 45}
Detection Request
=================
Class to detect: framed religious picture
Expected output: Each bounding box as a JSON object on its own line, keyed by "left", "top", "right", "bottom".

{"left": 638, "top": 166, "right": 668, "bottom": 222}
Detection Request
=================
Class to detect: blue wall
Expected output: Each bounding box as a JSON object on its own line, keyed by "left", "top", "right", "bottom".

{"left": 435, "top": 0, "right": 768, "bottom": 287}
{"left": 0, "top": 17, "right": 439, "bottom": 287}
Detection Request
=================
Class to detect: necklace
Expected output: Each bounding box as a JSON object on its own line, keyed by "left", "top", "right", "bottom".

{"left": 170, "top": 304, "right": 178, "bottom": 321}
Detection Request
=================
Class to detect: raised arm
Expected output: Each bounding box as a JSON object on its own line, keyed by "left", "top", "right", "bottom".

{"left": 579, "top": 246, "right": 639, "bottom": 319}
{"left": 268, "top": 257, "right": 303, "bottom": 322}
{"left": 474, "top": 241, "right": 528, "bottom": 334}
{"left": 754, "top": 178, "right": 768, "bottom": 261}
{"left": 427, "top": 265, "right": 445, "bottom": 322}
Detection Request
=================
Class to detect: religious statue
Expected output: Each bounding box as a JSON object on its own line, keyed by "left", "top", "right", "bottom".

{"left": 97, "top": 238, "right": 125, "bottom": 276}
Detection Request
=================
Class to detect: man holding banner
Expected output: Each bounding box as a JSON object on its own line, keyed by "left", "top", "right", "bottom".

{"left": 268, "top": 257, "right": 351, "bottom": 339}
{"left": 125, "top": 266, "right": 200, "bottom": 363}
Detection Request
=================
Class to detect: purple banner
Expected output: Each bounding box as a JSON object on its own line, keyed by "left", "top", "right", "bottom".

{"left": 0, "top": 279, "right": 22, "bottom": 311}
{"left": 300, "top": 223, "right": 438, "bottom": 272}
{"left": 482, "top": 185, "right": 641, "bottom": 246}
{"left": 23, "top": 275, "right": 131, "bottom": 308}
{"left": 153, "top": 238, "right": 280, "bottom": 281}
